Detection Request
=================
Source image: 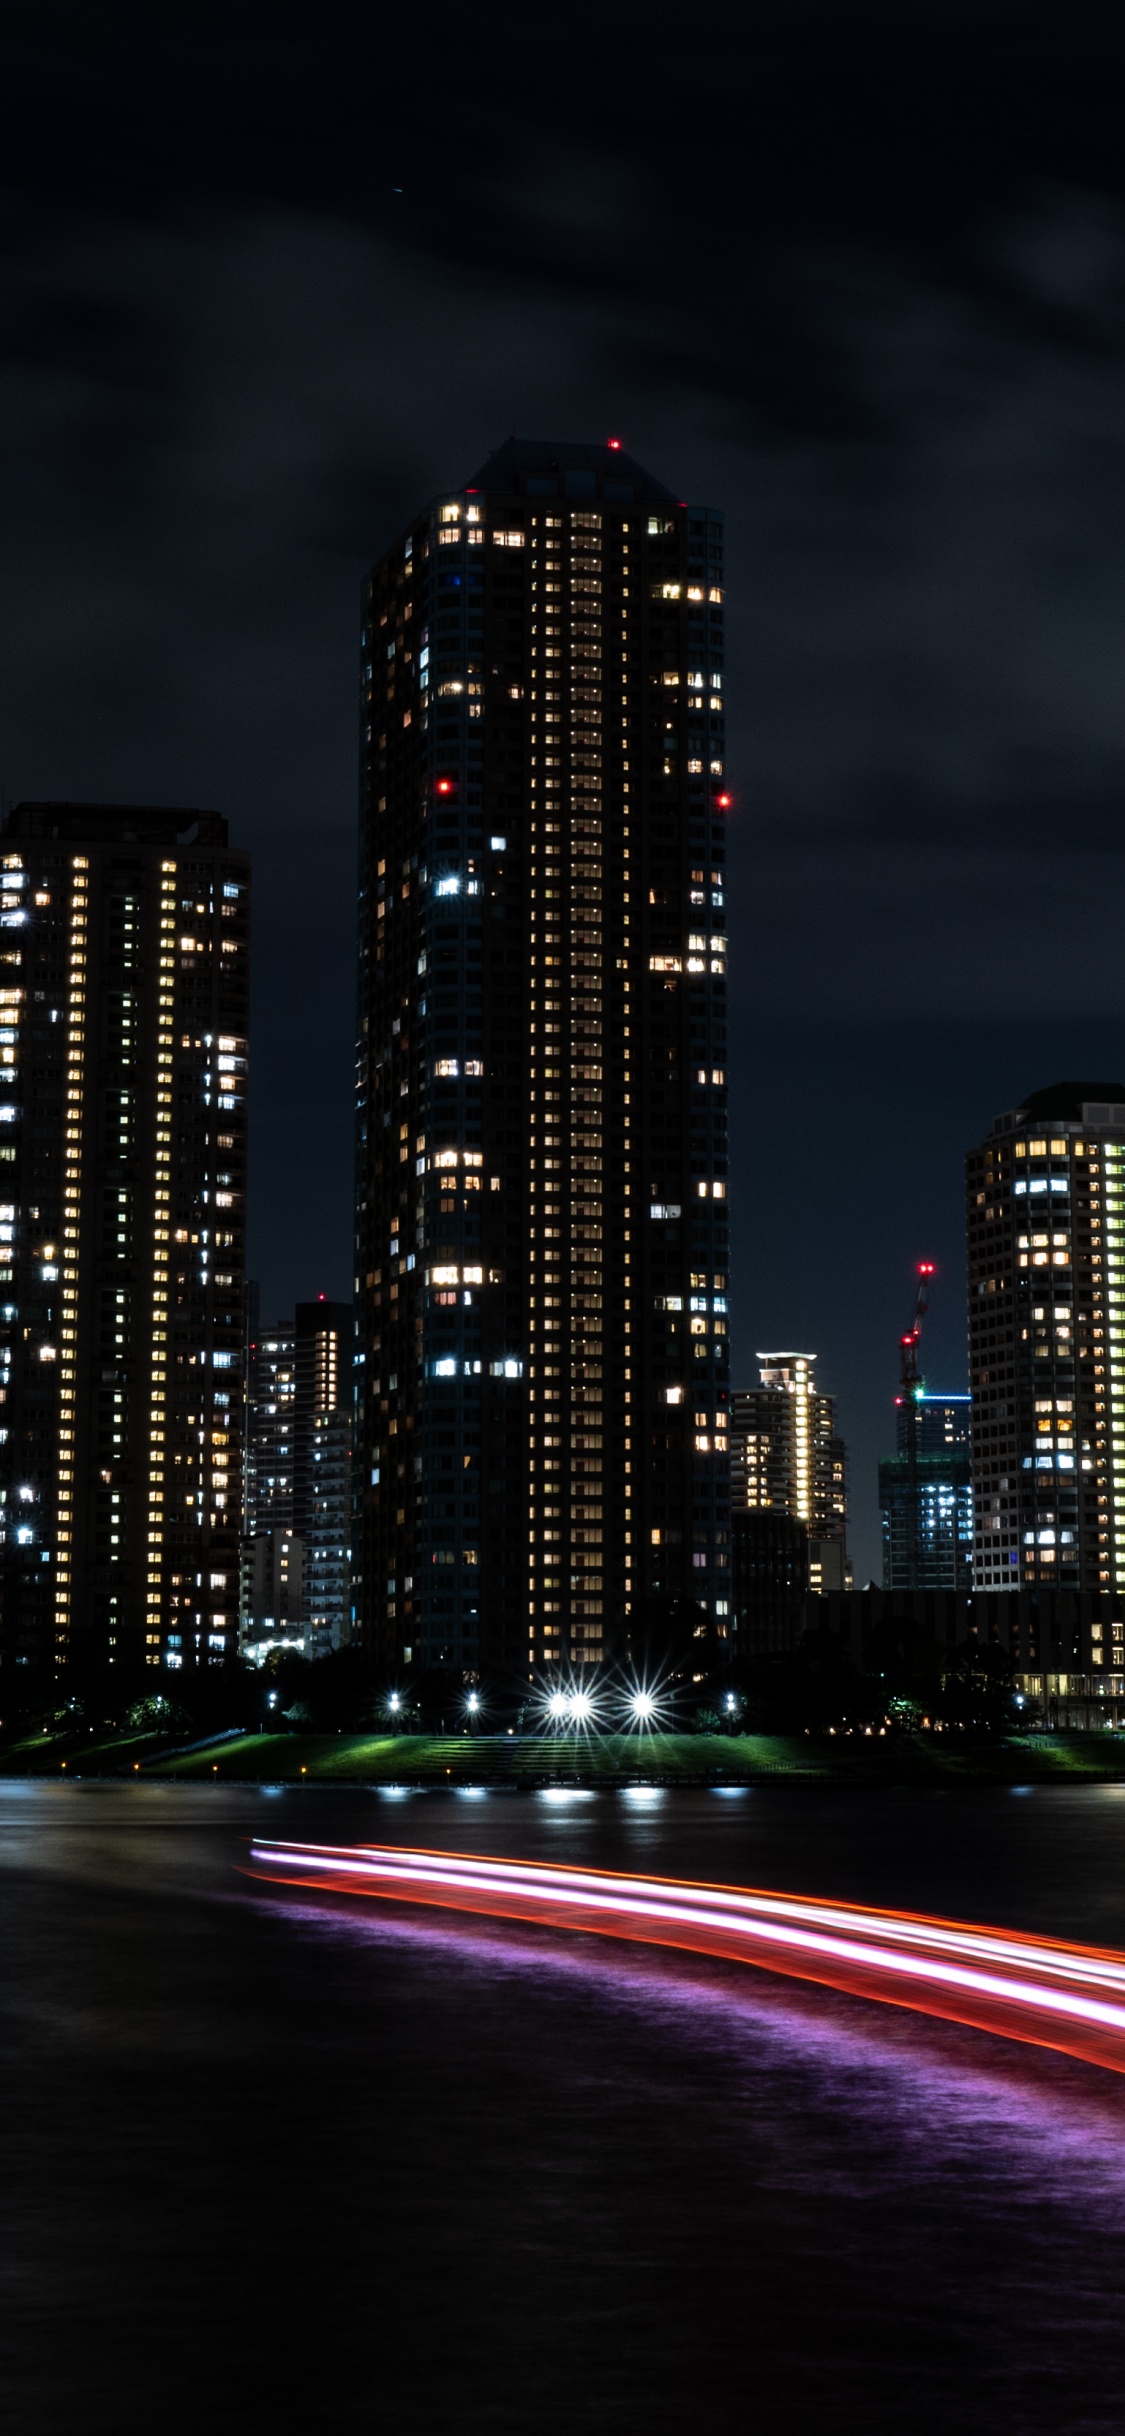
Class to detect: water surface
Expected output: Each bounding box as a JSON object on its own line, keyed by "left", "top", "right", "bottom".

{"left": 4, "top": 1781, "right": 1125, "bottom": 2434}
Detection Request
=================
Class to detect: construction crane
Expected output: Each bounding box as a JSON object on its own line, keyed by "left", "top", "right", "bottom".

{"left": 899, "top": 1261, "right": 936, "bottom": 1590}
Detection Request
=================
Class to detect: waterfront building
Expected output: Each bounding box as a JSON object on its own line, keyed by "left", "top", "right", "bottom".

{"left": 354, "top": 439, "right": 731, "bottom": 1675}
{"left": 307, "top": 1405, "right": 352, "bottom": 1657}
{"left": 967, "top": 1085, "right": 1125, "bottom": 1680}
{"left": 0, "top": 802, "right": 249, "bottom": 1677}
{"left": 731, "top": 1507, "right": 808, "bottom": 1653}
{"left": 879, "top": 1392, "right": 973, "bottom": 1592}
{"left": 241, "top": 1528, "right": 305, "bottom": 1663}
{"left": 241, "top": 1295, "right": 352, "bottom": 1659}
{"left": 730, "top": 1354, "right": 848, "bottom": 1594}
{"left": 809, "top": 1584, "right": 1125, "bottom": 1727}
{"left": 244, "top": 1306, "right": 296, "bottom": 1536}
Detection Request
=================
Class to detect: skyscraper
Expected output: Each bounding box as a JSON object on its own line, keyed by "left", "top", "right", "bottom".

{"left": 244, "top": 1310, "right": 296, "bottom": 1537}
{"left": 354, "top": 440, "right": 731, "bottom": 1678}
{"left": 307, "top": 1406, "right": 352, "bottom": 1657}
{"left": 730, "top": 1354, "right": 848, "bottom": 1593}
{"left": 241, "top": 1296, "right": 352, "bottom": 1659}
{"left": 294, "top": 1299, "right": 352, "bottom": 1658}
{"left": 0, "top": 803, "right": 249, "bottom": 1678}
{"left": 879, "top": 1393, "right": 973, "bottom": 1591}
{"left": 968, "top": 1082, "right": 1125, "bottom": 1619}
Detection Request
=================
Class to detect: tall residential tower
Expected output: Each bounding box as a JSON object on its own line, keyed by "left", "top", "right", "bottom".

{"left": 0, "top": 803, "right": 250, "bottom": 1679}
{"left": 968, "top": 1084, "right": 1125, "bottom": 1638}
{"left": 242, "top": 1296, "right": 353, "bottom": 1660}
{"left": 730, "top": 1354, "right": 848, "bottom": 1594}
{"left": 354, "top": 440, "right": 731, "bottom": 1678}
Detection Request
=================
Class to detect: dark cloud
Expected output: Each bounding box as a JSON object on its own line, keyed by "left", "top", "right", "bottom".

{"left": 1, "top": 2, "right": 1123, "bottom": 1570}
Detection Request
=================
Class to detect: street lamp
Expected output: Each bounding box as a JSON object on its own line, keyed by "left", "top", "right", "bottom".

{"left": 630, "top": 1690, "right": 656, "bottom": 1724}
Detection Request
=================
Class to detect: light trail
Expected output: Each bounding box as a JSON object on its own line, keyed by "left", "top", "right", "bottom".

{"left": 246, "top": 1840, "right": 1125, "bottom": 2076}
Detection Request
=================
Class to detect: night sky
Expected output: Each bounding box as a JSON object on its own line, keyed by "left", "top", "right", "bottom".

{"left": 3, "top": 5, "right": 1123, "bottom": 1577}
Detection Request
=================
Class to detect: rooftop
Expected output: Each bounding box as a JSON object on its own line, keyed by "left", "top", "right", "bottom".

{"left": 4, "top": 802, "right": 229, "bottom": 847}
{"left": 992, "top": 1081, "right": 1125, "bottom": 1132}
{"left": 465, "top": 436, "right": 680, "bottom": 506}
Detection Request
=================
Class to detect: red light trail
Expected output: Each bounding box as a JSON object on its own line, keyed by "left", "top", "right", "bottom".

{"left": 247, "top": 1842, "right": 1125, "bottom": 2076}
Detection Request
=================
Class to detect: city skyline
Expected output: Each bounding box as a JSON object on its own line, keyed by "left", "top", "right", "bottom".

{"left": 3, "top": 7, "right": 1122, "bottom": 1591}
{"left": 1, "top": 15, "right": 1120, "bottom": 2431}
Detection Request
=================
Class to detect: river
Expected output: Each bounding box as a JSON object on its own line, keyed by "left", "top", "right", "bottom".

{"left": 4, "top": 1780, "right": 1125, "bottom": 2433}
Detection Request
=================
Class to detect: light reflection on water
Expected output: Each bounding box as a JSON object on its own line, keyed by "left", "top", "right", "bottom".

{"left": 6, "top": 1781, "right": 1125, "bottom": 2433}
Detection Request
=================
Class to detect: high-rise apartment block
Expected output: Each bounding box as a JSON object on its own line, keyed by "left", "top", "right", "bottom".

{"left": 730, "top": 1354, "right": 848, "bottom": 1593}
{"left": 355, "top": 440, "right": 731, "bottom": 1676}
{"left": 879, "top": 1393, "right": 973, "bottom": 1591}
{"left": 0, "top": 803, "right": 249, "bottom": 1677}
{"left": 307, "top": 1405, "right": 352, "bottom": 1657}
{"left": 968, "top": 1083, "right": 1125, "bottom": 1627}
{"left": 242, "top": 1294, "right": 352, "bottom": 1659}
{"left": 295, "top": 1300, "right": 352, "bottom": 1658}
{"left": 244, "top": 1306, "right": 296, "bottom": 1536}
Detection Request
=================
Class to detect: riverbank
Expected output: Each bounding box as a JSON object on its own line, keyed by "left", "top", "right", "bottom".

{"left": 7, "top": 1725, "right": 1125, "bottom": 1785}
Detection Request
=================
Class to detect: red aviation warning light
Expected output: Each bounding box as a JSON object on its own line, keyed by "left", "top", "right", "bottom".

{"left": 715, "top": 791, "right": 733, "bottom": 811}
{"left": 607, "top": 436, "right": 622, "bottom": 450}
{"left": 435, "top": 778, "right": 455, "bottom": 796}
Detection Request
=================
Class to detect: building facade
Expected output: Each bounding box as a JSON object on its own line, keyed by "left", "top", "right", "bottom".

{"left": 294, "top": 1299, "right": 352, "bottom": 1659}
{"left": 244, "top": 1308, "right": 296, "bottom": 1537}
{"left": 354, "top": 439, "right": 731, "bottom": 1678}
{"left": 879, "top": 1392, "right": 973, "bottom": 1591}
{"left": 307, "top": 1405, "right": 352, "bottom": 1657}
{"left": 967, "top": 1084, "right": 1125, "bottom": 1670}
{"left": 241, "top": 1295, "right": 352, "bottom": 1660}
{"left": 0, "top": 802, "right": 249, "bottom": 1678}
{"left": 730, "top": 1354, "right": 848, "bottom": 1593}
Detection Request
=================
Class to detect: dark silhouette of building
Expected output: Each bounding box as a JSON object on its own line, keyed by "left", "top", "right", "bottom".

{"left": 807, "top": 1584, "right": 1125, "bottom": 1725}
{"left": 967, "top": 1082, "right": 1125, "bottom": 1599}
{"left": 354, "top": 440, "right": 731, "bottom": 1675}
{"left": 0, "top": 802, "right": 249, "bottom": 1677}
{"left": 732, "top": 1508, "right": 808, "bottom": 1652}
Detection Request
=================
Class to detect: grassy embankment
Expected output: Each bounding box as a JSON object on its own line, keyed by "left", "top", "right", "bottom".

{"left": 6, "top": 1726, "right": 1125, "bottom": 1785}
